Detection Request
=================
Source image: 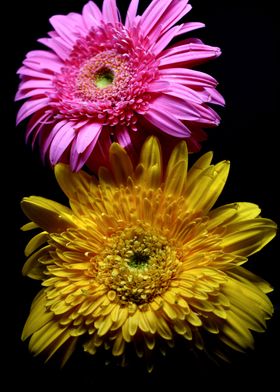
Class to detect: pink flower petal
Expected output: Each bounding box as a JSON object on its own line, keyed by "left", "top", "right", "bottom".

{"left": 25, "top": 111, "right": 51, "bottom": 142}
{"left": 16, "top": 98, "right": 50, "bottom": 125}
{"left": 86, "top": 130, "right": 112, "bottom": 172}
{"left": 140, "top": 0, "right": 172, "bottom": 37}
{"left": 158, "top": 1, "right": 192, "bottom": 36}
{"left": 17, "top": 79, "right": 54, "bottom": 91}
{"left": 159, "top": 68, "right": 217, "bottom": 87}
{"left": 153, "top": 25, "right": 182, "bottom": 56}
{"left": 38, "top": 38, "right": 71, "bottom": 60}
{"left": 145, "top": 106, "right": 191, "bottom": 138}
{"left": 159, "top": 44, "right": 221, "bottom": 67}
{"left": 151, "top": 94, "right": 201, "bottom": 121}
{"left": 178, "top": 22, "right": 205, "bottom": 35}
{"left": 66, "top": 12, "right": 88, "bottom": 34}
{"left": 102, "top": 0, "right": 120, "bottom": 24}
{"left": 15, "top": 88, "right": 51, "bottom": 101}
{"left": 17, "top": 66, "right": 53, "bottom": 80}
{"left": 71, "top": 129, "right": 101, "bottom": 172}
{"left": 75, "top": 122, "right": 102, "bottom": 154}
{"left": 26, "top": 50, "right": 61, "bottom": 61}
{"left": 49, "top": 15, "right": 79, "bottom": 46}
{"left": 125, "top": 0, "right": 139, "bottom": 28}
{"left": 49, "top": 122, "right": 76, "bottom": 165}
{"left": 165, "top": 83, "right": 205, "bottom": 104}
{"left": 82, "top": 1, "right": 103, "bottom": 29}
{"left": 23, "top": 57, "right": 62, "bottom": 73}
{"left": 160, "top": 42, "right": 221, "bottom": 59}
{"left": 41, "top": 120, "right": 68, "bottom": 158}
{"left": 146, "top": 80, "right": 170, "bottom": 93}
{"left": 204, "top": 88, "right": 225, "bottom": 106}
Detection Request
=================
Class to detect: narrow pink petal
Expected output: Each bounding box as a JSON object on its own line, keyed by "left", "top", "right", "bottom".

{"left": 71, "top": 129, "right": 101, "bottom": 172}
{"left": 153, "top": 25, "right": 182, "bottom": 55}
{"left": 205, "top": 87, "right": 225, "bottom": 106}
{"left": 163, "top": 87, "right": 222, "bottom": 122}
{"left": 150, "top": 94, "right": 201, "bottom": 121}
{"left": 145, "top": 107, "right": 191, "bottom": 138}
{"left": 193, "top": 105, "right": 221, "bottom": 125}
{"left": 140, "top": 0, "right": 172, "bottom": 37}
{"left": 49, "top": 123, "right": 76, "bottom": 165}
{"left": 115, "top": 127, "right": 132, "bottom": 149}
{"left": 82, "top": 1, "right": 103, "bottom": 29}
{"left": 159, "top": 45, "right": 221, "bottom": 67}
{"left": 16, "top": 98, "right": 49, "bottom": 125}
{"left": 160, "top": 42, "right": 221, "bottom": 60}
{"left": 18, "top": 79, "right": 54, "bottom": 91}
{"left": 102, "top": 0, "right": 120, "bottom": 24}
{"left": 23, "top": 56, "right": 63, "bottom": 73}
{"left": 26, "top": 50, "right": 61, "bottom": 61}
{"left": 159, "top": 1, "right": 192, "bottom": 35}
{"left": 49, "top": 15, "right": 78, "bottom": 46}
{"left": 178, "top": 22, "right": 205, "bottom": 35}
{"left": 165, "top": 83, "right": 205, "bottom": 104}
{"left": 75, "top": 122, "right": 102, "bottom": 154}
{"left": 17, "top": 66, "right": 53, "bottom": 80}
{"left": 66, "top": 12, "right": 88, "bottom": 34}
{"left": 38, "top": 38, "right": 70, "bottom": 60}
{"left": 125, "top": 0, "right": 139, "bottom": 28}
{"left": 159, "top": 68, "right": 217, "bottom": 87}
{"left": 41, "top": 120, "right": 68, "bottom": 158}
{"left": 86, "top": 129, "right": 112, "bottom": 171}
{"left": 15, "top": 88, "right": 51, "bottom": 101}
{"left": 30, "top": 116, "right": 52, "bottom": 149}
{"left": 25, "top": 111, "right": 51, "bottom": 142}
{"left": 146, "top": 80, "right": 170, "bottom": 93}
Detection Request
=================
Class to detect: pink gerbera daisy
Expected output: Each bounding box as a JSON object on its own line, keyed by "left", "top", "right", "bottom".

{"left": 16, "top": 0, "right": 224, "bottom": 171}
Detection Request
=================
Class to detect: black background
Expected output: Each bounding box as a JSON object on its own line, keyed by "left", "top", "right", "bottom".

{"left": 1, "top": 0, "right": 279, "bottom": 390}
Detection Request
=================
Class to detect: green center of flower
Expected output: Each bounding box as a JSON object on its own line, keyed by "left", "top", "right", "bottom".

{"left": 128, "top": 252, "right": 150, "bottom": 268}
{"left": 94, "top": 67, "right": 114, "bottom": 88}
{"left": 95, "top": 225, "right": 181, "bottom": 305}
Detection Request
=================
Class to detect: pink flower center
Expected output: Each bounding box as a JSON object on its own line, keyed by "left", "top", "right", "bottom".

{"left": 75, "top": 50, "right": 134, "bottom": 102}
{"left": 52, "top": 23, "right": 159, "bottom": 129}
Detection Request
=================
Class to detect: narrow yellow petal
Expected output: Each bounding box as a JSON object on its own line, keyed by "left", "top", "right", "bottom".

{"left": 112, "top": 333, "right": 125, "bottom": 356}
{"left": 156, "top": 317, "right": 172, "bottom": 340}
{"left": 24, "top": 231, "right": 49, "bottom": 257}
{"left": 208, "top": 202, "right": 261, "bottom": 229}
{"left": 109, "top": 143, "right": 133, "bottom": 185}
{"left": 186, "top": 151, "right": 213, "bottom": 189}
{"left": 22, "top": 245, "right": 51, "bottom": 279}
{"left": 22, "top": 291, "right": 53, "bottom": 340}
{"left": 21, "top": 196, "right": 74, "bottom": 232}
{"left": 96, "top": 316, "right": 113, "bottom": 336}
{"left": 137, "top": 136, "right": 162, "bottom": 188}
{"left": 21, "top": 221, "right": 39, "bottom": 231}
{"left": 164, "top": 160, "right": 188, "bottom": 197}
{"left": 221, "top": 219, "right": 277, "bottom": 256}
{"left": 166, "top": 140, "right": 188, "bottom": 182}
{"left": 29, "top": 321, "right": 67, "bottom": 355}
{"left": 54, "top": 163, "right": 95, "bottom": 201}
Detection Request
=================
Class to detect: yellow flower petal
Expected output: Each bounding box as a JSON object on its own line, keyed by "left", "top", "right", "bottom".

{"left": 21, "top": 196, "right": 74, "bottom": 232}
{"left": 109, "top": 143, "right": 133, "bottom": 185}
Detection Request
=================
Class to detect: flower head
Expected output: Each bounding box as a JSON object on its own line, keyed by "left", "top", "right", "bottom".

{"left": 16, "top": 0, "right": 224, "bottom": 171}
{"left": 21, "top": 136, "right": 276, "bottom": 368}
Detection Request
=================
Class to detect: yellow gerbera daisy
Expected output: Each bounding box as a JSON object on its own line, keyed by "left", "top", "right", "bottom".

{"left": 21, "top": 136, "right": 276, "bottom": 368}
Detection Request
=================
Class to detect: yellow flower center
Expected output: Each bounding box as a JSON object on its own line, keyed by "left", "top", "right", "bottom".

{"left": 96, "top": 226, "right": 180, "bottom": 305}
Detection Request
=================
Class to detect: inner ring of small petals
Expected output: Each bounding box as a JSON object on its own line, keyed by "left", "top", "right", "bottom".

{"left": 95, "top": 226, "right": 180, "bottom": 305}
{"left": 75, "top": 50, "right": 133, "bottom": 102}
